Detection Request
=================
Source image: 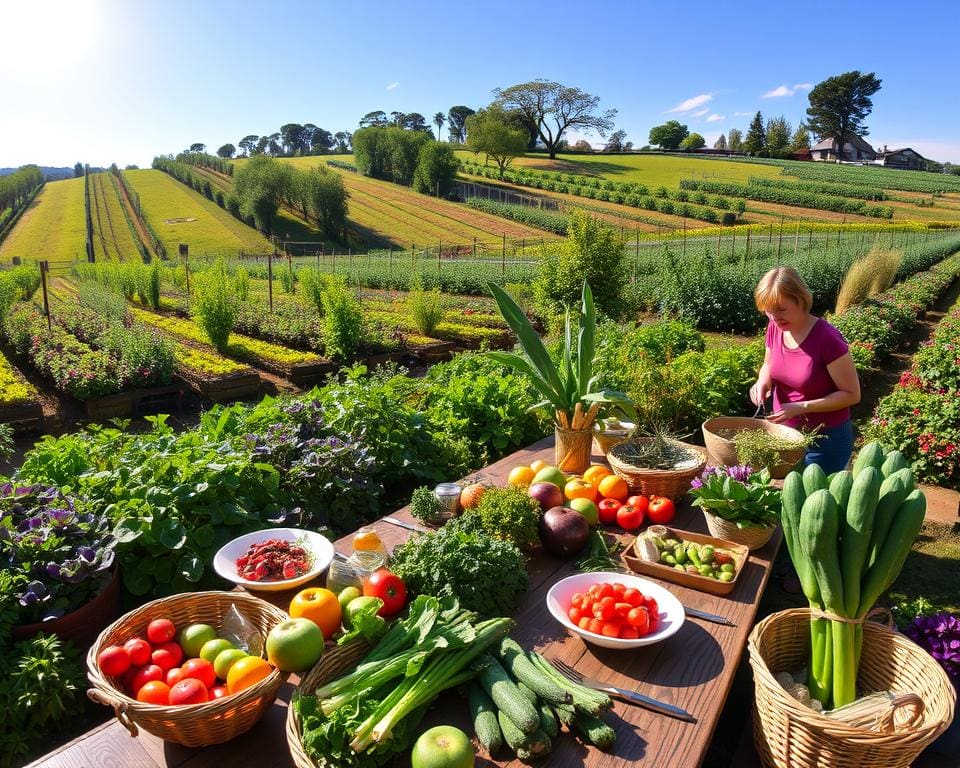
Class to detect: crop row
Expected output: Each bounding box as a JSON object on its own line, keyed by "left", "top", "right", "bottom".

{"left": 748, "top": 175, "right": 888, "bottom": 201}
{"left": 0, "top": 177, "right": 88, "bottom": 266}
{"left": 176, "top": 151, "right": 234, "bottom": 176}
{"left": 465, "top": 199, "right": 569, "bottom": 234}
{"left": 679, "top": 179, "right": 893, "bottom": 218}
{"left": 783, "top": 161, "right": 960, "bottom": 195}
{"left": 0, "top": 348, "right": 40, "bottom": 407}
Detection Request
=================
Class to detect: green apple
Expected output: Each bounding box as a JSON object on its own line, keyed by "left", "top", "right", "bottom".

{"left": 343, "top": 595, "right": 382, "bottom": 628}
{"left": 177, "top": 623, "right": 217, "bottom": 658}
{"left": 532, "top": 466, "right": 566, "bottom": 490}
{"left": 199, "top": 637, "right": 235, "bottom": 663}
{"left": 213, "top": 648, "right": 248, "bottom": 680}
{"left": 338, "top": 586, "right": 362, "bottom": 611}
{"left": 266, "top": 618, "right": 324, "bottom": 672}
{"left": 410, "top": 725, "right": 475, "bottom": 768}
{"left": 569, "top": 497, "right": 599, "bottom": 527}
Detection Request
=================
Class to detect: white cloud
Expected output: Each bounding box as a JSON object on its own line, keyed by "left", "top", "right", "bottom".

{"left": 386, "top": 81, "right": 399, "bottom": 90}
{"left": 689, "top": 108, "right": 709, "bottom": 117}
{"left": 706, "top": 114, "right": 725, "bottom": 122}
{"left": 734, "top": 111, "right": 753, "bottom": 117}
{"left": 667, "top": 93, "right": 712, "bottom": 113}
{"left": 762, "top": 84, "right": 794, "bottom": 98}
{"left": 794, "top": 83, "right": 813, "bottom": 90}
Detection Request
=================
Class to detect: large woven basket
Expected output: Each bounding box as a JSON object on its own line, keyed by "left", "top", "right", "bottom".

{"left": 607, "top": 438, "right": 707, "bottom": 501}
{"left": 703, "top": 510, "right": 777, "bottom": 551}
{"left": 287, "top": 640, "right": 371, "bottom": 768}
{"left": 702, "top": 417, "right": 806, "bottom": 479}
{"left": 593, "top": 420, "right": 636, "bottom": 457}
{"left": 87, "top": 590, "right": 289, "bottom": 747}
{"left": 748, "top": 607, "right": 956, "bottom": 768}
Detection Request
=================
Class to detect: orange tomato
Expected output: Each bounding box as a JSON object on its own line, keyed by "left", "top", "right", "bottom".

{"left": 226, "top": 656, "right": 273, "bottom": 695}
{"left": 564, "top": 479, "right": 598, "bottom": 503}
{"left": 136, "top": 680, "right": 171, "bottom": 705}
{"left": 289, "top": 587, "right": 342, "bottom": 640}
{"left": 597, "top": 474, "right": 629, "bottom": 502}
{"left": 529, "top": 459, "right": 550, "bottom": 473}
{"left": 583, "top": 465, "right": 612, "bottom": 485}
{"left": 507, "top": 466, "right": 536, "bottom": 487}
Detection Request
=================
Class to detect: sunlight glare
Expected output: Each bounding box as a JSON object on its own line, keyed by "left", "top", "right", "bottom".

{"left": 5, "top": 0, "right": 101, "bottom": 75}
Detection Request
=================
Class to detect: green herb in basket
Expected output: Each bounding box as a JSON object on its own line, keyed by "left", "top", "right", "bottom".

{"left": 688, "top": 465, "right": 781, "bottom": 528}
{"left": 732, "top": 428, "right": 815, "bottom": 474}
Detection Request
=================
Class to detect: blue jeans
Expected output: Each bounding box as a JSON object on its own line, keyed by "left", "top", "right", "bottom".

{"left": 803, "top": 420, "right": 855, "bottom": 475}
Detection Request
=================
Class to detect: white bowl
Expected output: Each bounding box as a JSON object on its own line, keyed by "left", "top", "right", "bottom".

{"left": 213, "top": 527, "right": 335, "bottom": 592}
{"left": 546, "top": 571, "right": 685, "bottom": 649}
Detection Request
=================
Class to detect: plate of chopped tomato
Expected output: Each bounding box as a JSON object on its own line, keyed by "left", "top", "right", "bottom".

{"left": 546, "top": 572, "right": 685, "bottom": 649}
{"left": 213, "top": 528, "right": 335, "bottom": 592}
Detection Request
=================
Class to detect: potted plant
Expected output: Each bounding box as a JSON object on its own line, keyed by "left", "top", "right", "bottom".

{"left": 688, "top": 465, "right": 781, "bottom": 550}
{"left": 906, "top": 612, "right": 960, "bottom": 756}
{"left": 1, "top": 484, "right": 120, "bottom": 646}
{"left": 488, "top": 281, "right": 631, "bottom": 474}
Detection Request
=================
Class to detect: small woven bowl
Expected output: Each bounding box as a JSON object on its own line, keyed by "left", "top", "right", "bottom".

{"left": 607, "top": 438, "right": 707, "bottom": 501}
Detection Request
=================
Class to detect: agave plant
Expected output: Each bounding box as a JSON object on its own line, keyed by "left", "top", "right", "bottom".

{"left": 488, "top": 281, "right": 631, "bottom": 429}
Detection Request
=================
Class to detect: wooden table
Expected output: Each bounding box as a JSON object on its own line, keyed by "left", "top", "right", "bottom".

{"left": 29, "top": 436, "right": 781, "bottom": 768}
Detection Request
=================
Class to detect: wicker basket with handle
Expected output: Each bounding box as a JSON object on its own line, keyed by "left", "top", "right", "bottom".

{"left": 702, "top": 510, "right": 777, "bottom": 551}
{"left": 702, "top": 417, "right": 807, "bottom": 479}
{"left": 748, "top": 607, "right": 956, "bottom": 768}
{"left": 87, "top": 590, "right": 289, "bottom": 747}
{"left": 607, "top": 438, "right": 707, "bottom": 501}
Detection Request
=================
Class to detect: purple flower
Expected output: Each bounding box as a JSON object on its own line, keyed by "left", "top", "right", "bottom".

{"left": 690, "top": 477, "right": 703, "bottom": 490}
{"left": 906, "top": 612, "right": 960, "bottom": 683}
{"left": 725, "top": 465, "right": 754, "bottom": 483}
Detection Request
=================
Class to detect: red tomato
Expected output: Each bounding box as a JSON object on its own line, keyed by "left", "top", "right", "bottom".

{"left": 136, "top": 680, "right": 170, "bottom": 705}
{"left": 627, "top": 495, "right": 650, "bottom": 513}
{"left": 622, "top": 588, "right": 643, "bottom": 607}
{"left": 97, "top": 645, "right": 131, "bottom": 677}
{"left": 166, "top": 667, "right": 186, "bottom": 686}
{"left": 614, "top": 602, "right": 633, "bottom": 618}
{"left": 169, "top": 678, "right": 209, "bottom": 706}
{"left": 587, "top": 618, "right": 603, "bottom": 635}
{"left": 616, "top": 503, "right": 644, "bottom": 530}
{"left": 597, "top": 498, "right": 622, "bottom": 525}
{"left": 363, "top": 569, "right": 407, "bottom": 617}
{"left": 146, "top": 618, "right": 176, "bottom": 644}
{"left": 210, "top": 684, "right": 230, "bottom": 700}
{"left": 627, "top": 607, "right": 650, "bottom": 634}
{"left": 595, "top": 583, "right": 614, "bottom": 600}
{"left": 647, "top": 496, "right": 676, "bottom": 524}
{"left": 182, "top": 658, "right": 216, "bottom": 689}
{"left": 571, "top": 592, "right": 585, "bottom": 606}
{"left": 129, "top": 664, "right": 164, "bottom": 696}
{"left": 600, "top": 621, "right": 620, "bottom": 637}
{"left": 568, "top": 606, "right": 584, "bottom": 624}
{"left": 151, "top": 642, "right": 183, "bottom": 672}
{"left": 592, "top": 597, "right": 616, "bottom": 621}
{"left": 123, "top": 638, "right": 152, "bottom": 667}
{"left": 611, "top": 583, "right": 626, "bottom": 598}
{"left": 619, "top": 624, "right": 640, "bottom": 639}
{"left": 577, "top": 616, "right": 592, "bottom": 631}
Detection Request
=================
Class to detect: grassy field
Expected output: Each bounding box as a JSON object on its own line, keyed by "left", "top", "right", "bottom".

{"left": 125, "top": 169, "right": 274, "bottom": 258}
{"left": 0, "top": 177, "right": 87, "bottom": 266}
{"left": 89, "top": 172, "right": 143, "bottom": 261}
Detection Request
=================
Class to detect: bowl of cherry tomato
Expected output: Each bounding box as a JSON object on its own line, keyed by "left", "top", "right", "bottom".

{"left": 546, "top": 572, "right": 685, "bottom": 649}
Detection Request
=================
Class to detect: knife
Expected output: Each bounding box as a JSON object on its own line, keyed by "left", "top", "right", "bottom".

{"left": 382, "top": 516, "right": 429, "bottom": 533}
{"left": 683, "top": 605, "right": 736, "bottom": 627}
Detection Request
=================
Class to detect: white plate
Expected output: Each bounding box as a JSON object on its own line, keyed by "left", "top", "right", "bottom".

{"left": 213, "top": 528, "right": 335, "bottom": 592}
{"left": 546, "top": 571, "right": 685, "bottom": 649}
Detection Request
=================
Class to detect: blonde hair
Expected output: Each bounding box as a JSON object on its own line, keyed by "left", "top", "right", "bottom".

{"left": 754, "top": 266, "right": 813, "bottom": 313}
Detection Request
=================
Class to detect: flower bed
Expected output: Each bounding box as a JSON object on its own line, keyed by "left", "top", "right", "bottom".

{"left": 0, "top": 350, "right": 40, "bottom": 408}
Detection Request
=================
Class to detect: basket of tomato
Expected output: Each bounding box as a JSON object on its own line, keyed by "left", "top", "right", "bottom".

{"left": 86, "top": 591, "right": 289, "bottom": 746}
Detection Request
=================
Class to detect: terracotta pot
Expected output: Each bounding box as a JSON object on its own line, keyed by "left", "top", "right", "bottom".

{"left": 13, "top": 568, "right": 121, "bottom": 649}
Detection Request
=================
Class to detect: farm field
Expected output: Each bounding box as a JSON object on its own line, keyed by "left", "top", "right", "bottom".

{"left": 124, "top": 169, "right": 274, "bottom": 257}
{"left": 0, "top": 177, "right": 86, "bottom": 266}
{"left": 89, "top": 172, "right": 143, "bottom": 261}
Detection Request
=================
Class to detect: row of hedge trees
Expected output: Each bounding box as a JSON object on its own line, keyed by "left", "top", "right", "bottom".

{"left": 352, "top": 127, "right": 457, "bottom": 196}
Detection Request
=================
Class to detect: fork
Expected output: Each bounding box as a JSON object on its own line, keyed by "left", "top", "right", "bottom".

{"left": 550, "top": 658, "right": 696, "bottom": 723}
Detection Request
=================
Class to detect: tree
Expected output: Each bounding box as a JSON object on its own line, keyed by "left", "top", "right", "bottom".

{"left": 572, "top": 139, "right": 592, "bottom": 151}
{"left": 359, "top": 110, "right": 388, "bottom": 128}
{"left": 790, "top": 124, "right": 812, "bottom": 153}
{"left": 189, "top": 143, "right": 205, "bottom": 154}
{"left": 267, "top": 133, "right": 282, "bottom": 156}
{"left": 465, "top": 105, "right": 528, "bottom": 179}
{"left": 295, "top": 166, "right": 348, "bottom": 236}
{"left": 504, "top": 109, "right": 539, "bottom": 150}
{"left": 233, "top": 155, "right": 294, "bottom": 235}
{"left": 280, "top": 123, "right": 309, "bottom": 155}
{"left": 389, "top": 111, "right": 405, "bottom": 127}
{"left": 714, "top": 133, "right": 727, "bottom": 150}
{"left": 238, "top": 135, "right": 259, "bottom": 157}
{"left": 308, "top": 126, "right": 334, "bottom": 154}
{"left": 412, "top": 142, "right": 458, "bottom": 196}
{"left": 648, "top": 120, "right": 688, "bottom": 150}
{"left": 217, "top": 143, "right": 236, "bottom": 159}
{"left": 744, "top": 112, "right": 766, "bottom": 154}
{"left": 604, "top": 129, "right": 628, "bottom": 152}
{"left": 728, "top": 128, "right": 743, "bottom": 153}
{"left": 334, "top": 131, "right": 352, "bottom": 152}
{"left": 493, "top": 80, "right": 617, "bottom": 159}
{"left": 73, "top": 162, "right": 84, "bottom": 177}
{"left": 403, "top": 112, "right": 430, "bottom": 132}
{"left": 680, "top": 133, "right": 706, "bottom": 151}
{"left": 353, "top": 126, "right": 430, "bottom": 186}
{"left": 805, "top": 71, "right": 882, "bottom": 155}
{"left": 433, "top": 112, "right": 446, "bottom": 141}
{"left": 765, "top": 115, "right": 792, "bottom": 156}
{"left": 446, "top": 105, "right": 475, "bottom": 143}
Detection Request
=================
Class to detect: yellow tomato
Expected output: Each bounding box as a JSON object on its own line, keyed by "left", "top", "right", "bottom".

{"left": 529, "top": 459, "right": 550, "bottom": 473}
{"left": 226, "top": 656, "right": 273, "bottom": 694}
{"left": 583, "top": 465, "right": 612, "bottom": 485}
{"left": 564, "top": 479, "right": 598, "bottom": 503}
{"left": 289, "top": 587, "right": 342, "bottom": 640}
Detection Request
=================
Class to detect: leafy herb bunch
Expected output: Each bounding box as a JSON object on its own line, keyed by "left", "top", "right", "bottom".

{"left": 688, "top": 465, "right": 781, "bottom": 528}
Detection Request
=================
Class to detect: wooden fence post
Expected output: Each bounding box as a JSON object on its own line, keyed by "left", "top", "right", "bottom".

{"left": 268, "top": 247, "right": 274, "bottom": 313}
{"left": 40, "top": 261, "right": 51, "bottom": 331}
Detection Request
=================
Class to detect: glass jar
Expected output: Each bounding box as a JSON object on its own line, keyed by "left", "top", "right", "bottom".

{"left": 433, "top": 483, "right": 462, "bottom": 522}
{"left": 325, "top": 550, "right": 388, "bottom": 595}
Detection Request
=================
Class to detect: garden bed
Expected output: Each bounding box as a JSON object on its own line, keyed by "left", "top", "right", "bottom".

{"left": 0, "top": 349, "right": 43, "bottom": 429}
{"left": 82, "top": 382, "right": 184, "bottom": 420}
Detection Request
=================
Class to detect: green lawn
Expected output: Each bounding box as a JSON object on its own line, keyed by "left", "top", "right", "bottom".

{"left": 0, "top": 177, "right": 86, "bottom": 266}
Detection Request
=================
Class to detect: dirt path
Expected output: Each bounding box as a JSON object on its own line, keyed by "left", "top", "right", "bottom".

{"left": 112, "top": 172, "right": 157, "bottom": 259}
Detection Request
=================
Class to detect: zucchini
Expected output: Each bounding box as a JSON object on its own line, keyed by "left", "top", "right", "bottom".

{"left": 497, "top": 638, "right": 571, "bottom": 705}
{"left": 497, "top": 710, "right": 551, "bottom": 760}
{"left": 551, "top": 701, "right": 577, "bottom": 726}
{"left": 852, "top": 442, "right": 884, "bottom": 478}
{"left": 839, "top": 467, "right": 880, "bottom": 618}
{"left": 572, "top": 710, "right": 617, "bottom": 750}
{"left": 469, "top": 683, "right": 502, "bottom": 754}
{"left": 803, "top": 463, "right": 829, "bottom": 495}
{"left": 781, "top": 471, "right": 819, "bottom": 605}
{"left": 865, "top": 473, "right": 910, "bottom": 571}
{"left": 526, "top": 652, "right": 612, "bottom": 716}
{"left": 828, "top": 470, "right": 854, "bottom": 511}
{"left": 880, "top": 450, "right": 909, "bottom": 478}
{"left": 476, "top": 654, "right": 539, "bottom": 734}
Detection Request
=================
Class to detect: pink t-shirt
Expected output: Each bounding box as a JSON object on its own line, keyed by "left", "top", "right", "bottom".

{"left": 765, "top": 318, "right": 851, "bottom": 429}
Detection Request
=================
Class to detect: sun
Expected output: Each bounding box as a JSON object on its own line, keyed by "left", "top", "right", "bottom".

{"left": 5, "top": 0, "right": 101, "bottom": 74}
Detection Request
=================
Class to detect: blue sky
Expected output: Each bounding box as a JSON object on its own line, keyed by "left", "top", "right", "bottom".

{"left": 4, "top": 0, "right": 960, "bottom": 167}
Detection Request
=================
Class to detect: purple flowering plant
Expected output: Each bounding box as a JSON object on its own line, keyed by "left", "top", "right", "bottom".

{"left": 688, "top": 465, "right": 781, "bottom": 528}
{"left": 905, "top": 612, "right": 960, "bottom": 688}
{"left": 0, "top": 484, "right": 115, "bottom": 624}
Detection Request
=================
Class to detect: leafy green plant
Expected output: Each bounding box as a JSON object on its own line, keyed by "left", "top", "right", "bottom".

{"left": 469, "top": 486, "right": 540, "bottom": 550}
{"left": 409, "top": 486, "right": 447, "bottom": 524}
{"left": 234, "top": 266, "right": 250, "bottom": 301}
{"left": 689, "top": 465, "right": 780, "bottom": 528}
{"left": 280, "top": 264, "right": 296, "bottom": 294}
{"left": 298, "top": 267, "right": 327, "bottom": 315}
{"left": 408, "top": 278, "right": 445, "bottom": 336}
{"left": 320, "top": 276, "right": 364, "bottom": 360}
{"left": 192, "top": 259, "right": 237, "bottom": 352}
{"left": 732, "top": 428, "right": 816, "bottom": 473}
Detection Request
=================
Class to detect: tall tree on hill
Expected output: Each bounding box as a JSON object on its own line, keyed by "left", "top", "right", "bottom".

{"left": 604, "top": 129, "right": 627, "bottom": 152}
{"left": 727, "top": 128, "right": 743, "bottom": 153}
{"left": 280, "top": 123, "right": 309, "bottom": 155}
{"left": 493, "top": 80, "right": 617, "bottom": 159}
{"left": 806, "top": 71, "right": 882, "bottom": 156}
{"left": 465, "top": 105, "right": 528, "bottom": 178}
{"left": 308, "top": 126, "right": 334, "bottom": 154}
{"left": 403, "top": 113, "right": 431, "bottom": 132}
{"left": 189, "top": 143, "right": 206, "bottom": 153}
{"left": 648, "top": 120, "right": 688, "bottom": 150}
{"left": 334, "top": 131, "right": 352, "bottom": 152}
{"left": 446, "top": 106, "right": 475, "bottom": 142}
{"left": 234, "top": 155, "right": 295, "bottom": 235}
{"left": 713, "top": 133, "right": 727, "bottom": 150}
{"left": 359, "top": 111, "right": 388, "bottom": 128}
{"left": 433, "top": 112, "right": 446, "bottom": 141}
{"left": 743, "top": 112, "right": 766, "bottom": 154}
{"left": 680, "top": 132, "right": 706, "bottom": 151}
{"left": 238, "top": 135, "right": 259, "bottom": 157}
{"left": 790, "top": 124, "right": 812, "bottom": 152}
{"left": 267, "top": 133, "right": 282, "bottom": 156}
{"left": 217, "top": 143, "right": 236, "bottom": 159}
{"left": 74, "top": 162, "right": 84, "bottom": 177}
{"left": 255, "top": 136, "right": 270, "bottom": 155}
{"left": 390, "top": 111, "right": 405, "bottom": 127}
{"left": 765, "top": 115, "right": 792, "bottom": 156}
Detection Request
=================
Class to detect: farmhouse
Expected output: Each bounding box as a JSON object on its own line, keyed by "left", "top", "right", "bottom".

{"left": 811, "top": 135, "right": 877, "bottom": 162}
{"left": 875, "top": 145, "right": 927, "bottom": 170}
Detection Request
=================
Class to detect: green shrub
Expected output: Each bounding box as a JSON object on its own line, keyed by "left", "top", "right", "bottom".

{"left": 279, "top": 264, "right": 296, "bottom": 294}
{"left": 408, "top": 279, "right": 445, "bottom": 335}
{"left": 234, "top": 266, "right": 249, "bottom": 301}
{"left": 320, "top": 276, "right": 363, "bottom": 360}
{"left": 299, "top": 267, "right": 327, "bottom": 316}
{"left": 192, "top": 260, "right": 237, "bottom": 351}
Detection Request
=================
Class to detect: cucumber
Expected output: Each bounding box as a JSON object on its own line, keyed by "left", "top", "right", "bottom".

{"left": 572, "top": 710, "right": 617, "bottom": 750}
{"left": 803, "top": 463, "right": 829, "bottom": 495}
{"left": 828, "top": 470, "right": 854, "bottom": 511}
{"left": 497, "top": 710, "right": 551, "bottom": 760}
{"left": 781, "top": 471, "right": 819, "bottom": 605}
{"left": 477, "top": 654, "right": 539, "bottom": 734}
{"left": 839, "top": 467, "right": 880, "bottom": 617}
{"left": 880, "top": 450, "right": 909, "bottom": 478}
{"left": 865, "top": 473, "right": 910, "bottom": 572}
{"left": 497, "top": 638, "right": 571, "bottom": 705}
{"left": 852, "top": 442, "right": 885, "bottom": 478}
{"left": 469, "top": 683, "right": 502, "bottom": 753}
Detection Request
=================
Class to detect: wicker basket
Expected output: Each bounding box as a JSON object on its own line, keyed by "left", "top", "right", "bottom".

{"left": 702, "top": 417, "right": 807, "bottom": 479}
{"left": 748, "top": 608, "right": 956, "bottom": 768}
{"left": 287, "top": 640, "right": 371, "bottom": 768}
{"left": 607, "top": 438, "right": 707, "bottom": 501}
{"left": 87, "top": 590, "right": 290, "bottom": 747}
{"left": 593, "top": 421, "right": 635, "bottom": 457}
{"left": 555, "top": 424, "right": 593, "bottom": 474}
{"left": 703, "top": 510, "right": 777, "bottom": 551}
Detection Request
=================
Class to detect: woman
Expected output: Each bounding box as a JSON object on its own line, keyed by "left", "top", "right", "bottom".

{"left": 749, "top": 266, "right": 861, "bottom": 474}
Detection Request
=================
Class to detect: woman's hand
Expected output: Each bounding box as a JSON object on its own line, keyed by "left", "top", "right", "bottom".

{"left": 749, "top": 378, "right": 772, "bottom": 407}
{"left": 768, "top": 402, "right": 806, "bottom": 423}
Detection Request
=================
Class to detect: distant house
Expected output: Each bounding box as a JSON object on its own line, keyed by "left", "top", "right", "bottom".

{"left": 791, "top": 148, "right": 812, "bottom": 161}
{"left": 875, "top": 146, "right": 927, "bottom": 170}
{"left": 810, "top": 135, "right": 876, "bottom": 162}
